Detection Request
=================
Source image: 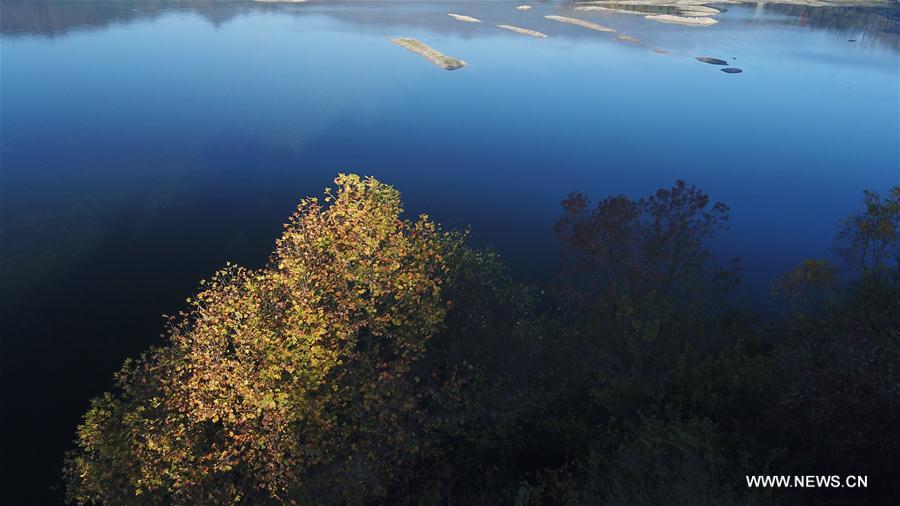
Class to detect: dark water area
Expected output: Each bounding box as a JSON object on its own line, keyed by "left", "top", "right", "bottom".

{"left": 1, "top": 0, "right": 898, "bottom": 502}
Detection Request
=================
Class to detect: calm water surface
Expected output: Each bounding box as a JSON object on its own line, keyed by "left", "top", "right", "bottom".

{"left": 1, "top": 0, "right": 898, "bottom": 501}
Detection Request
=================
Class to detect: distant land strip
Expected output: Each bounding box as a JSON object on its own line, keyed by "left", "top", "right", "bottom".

{"left": 448, "top": 13, "right": 482, "bottom": 23}
{"left": 497, "top": 24, "right": 548, "bottom": 38}
{"left": 545, "top": 15, "right": 617, "bottom": 32}
{"left": 575, "top": 5, "right": 647, "bottom": 15}
{"left": 645, "top": 14, "right": 718, "bottom": 25}
{"left": 391, "top": 38, "right": 467, "bottom": 70}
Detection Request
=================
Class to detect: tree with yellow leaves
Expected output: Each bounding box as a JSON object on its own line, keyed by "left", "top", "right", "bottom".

{"left": 64, "top": 174, "right": 482, "bottom": 504}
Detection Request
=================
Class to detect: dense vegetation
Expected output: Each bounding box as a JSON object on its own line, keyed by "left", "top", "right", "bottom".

{"left": 65, "top": 175, "right": 899, "bottom": 505}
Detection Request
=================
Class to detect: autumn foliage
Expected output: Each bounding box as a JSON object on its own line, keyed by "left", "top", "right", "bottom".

{"left": 65, "top": 175, "right": 476, "bottom": 503}
{"left": 65, "top": 177, "right": 900, "bottom": 505}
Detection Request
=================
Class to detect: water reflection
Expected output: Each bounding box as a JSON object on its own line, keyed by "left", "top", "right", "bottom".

{"left": 2, "top": 0, "right": 898, "bottom": 50}
{"left": 749, "top": 4, "right": 900, "bottom": 50}
{"left": 0, "top": 0, "right": 249, "bottom": 37}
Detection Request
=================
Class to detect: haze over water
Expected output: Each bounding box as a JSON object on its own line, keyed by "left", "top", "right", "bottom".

{"left": 1, "top": 1, "right": 898, "bottom": 502}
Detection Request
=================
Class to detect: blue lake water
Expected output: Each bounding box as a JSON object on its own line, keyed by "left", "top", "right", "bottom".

{"left": 1, "top": 0, "right": 898, "bottom": 501}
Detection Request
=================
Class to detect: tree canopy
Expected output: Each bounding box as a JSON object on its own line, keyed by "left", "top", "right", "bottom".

{"left": 65, "top": 176, "right": 900, "bottom": 505}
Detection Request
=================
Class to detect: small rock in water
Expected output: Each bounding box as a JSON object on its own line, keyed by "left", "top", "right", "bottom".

{"left": 696, "top": 56, "right": 728, "bottom": 65}
{"left": 721, "top": 67, "right": 743, "bottom": 74}
{"left": 848, "top": 39, "right": 856, "bottom": 42}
